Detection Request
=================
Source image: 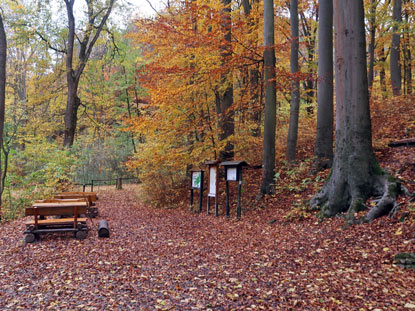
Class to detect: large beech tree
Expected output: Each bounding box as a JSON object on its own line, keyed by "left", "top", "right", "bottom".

{"left": 260, "top": 0, "right": 277, "bottom": 194}
{"left": 313, "top": 0, "right": 333, "bottom": 170}
{"left": 286, "top": 0, "right": 300, "bottom": 162}
{"left": 310, "top": 0, "right": 404, "bottom": 222}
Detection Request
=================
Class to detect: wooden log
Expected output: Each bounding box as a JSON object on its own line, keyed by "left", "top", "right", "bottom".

{"left": 388, "top": 137, "right": 415, "bottom": 147}
{"left": 98, "top": 220, "right": 110, "bottom": 238}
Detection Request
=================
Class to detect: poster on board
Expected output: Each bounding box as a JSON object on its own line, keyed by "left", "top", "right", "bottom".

{"left": 209, "top": 167, "right": 217, "bottom": 196}
{"left": 192, "top": 171, "right": 202, "bottom": 189}
{"left": 227, "top": 167, "right": 237, "bottom": 181}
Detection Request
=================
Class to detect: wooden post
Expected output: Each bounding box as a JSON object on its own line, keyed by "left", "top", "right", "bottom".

{"left": 225, "top": 180, "right": 230, "bottom": 218}
{"left": 82, "top": 184, "right": 86, "bottom": 192}
{"left": 199, "top": 171, "right": 204, "bottom": 213}
{"left": 237, "top": 179, "right": 242, "bottom": 220}
{"left": 91, "top": 180, "right": 94, "bottom": 192}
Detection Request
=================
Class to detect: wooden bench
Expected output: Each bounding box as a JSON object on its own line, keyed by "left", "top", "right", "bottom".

{"left": 24, "top": 202, "right": 89, "bottom": 243}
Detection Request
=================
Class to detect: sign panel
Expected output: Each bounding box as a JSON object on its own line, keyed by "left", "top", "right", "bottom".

{"left": 192, "top": 171, "right": 202, "bottom": 189}
{"left": 209, "top": 167, "right": 217, "bottom": 196}
{"left": 227, "top": 167, "right": 237, "bottom": 181}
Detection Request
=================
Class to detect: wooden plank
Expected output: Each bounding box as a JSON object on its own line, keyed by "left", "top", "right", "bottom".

{"left": 25, "top": 205, "right": 87, "bottom": 216}
{"left": 56, "top": 192, "right": 98, "bottom": 201}
{"left": 25, "top": 218, "right": 87, "bottom": 226}
{"left": 32, "top": 202, "right": 88, "bottom": 208}
{"left": 35, "top": 198, "right": 89, "bottom": 205}
{"left": 54, "top": 194, "right": 96, "bottom": 203}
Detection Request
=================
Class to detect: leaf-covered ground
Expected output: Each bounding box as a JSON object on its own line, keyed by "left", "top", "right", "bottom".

{"left": 1, "top": 183, "right": 415, "bottom": 310}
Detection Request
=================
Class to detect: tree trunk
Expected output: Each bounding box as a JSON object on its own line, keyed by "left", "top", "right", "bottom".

{"left": 367, "top": 0, "right": 377, "bottom": 90}
{"left": 310, "top": 0, "right": 403, "bottom": 223}
{"left": 286, "top": 0, "right": 300, "bottom": 161}
{"left": 313, "top": 0, "right": 333, "bottom": 171}
{"left": 216, "top": 0, "right": 234, "bottom": 161}
{"left": 402, "top": 0, "right": 412, "bottom": 94}
{"left": 0, "top": 13, "right": 6, "bottom": 210}
{"left": 63, "top": 0, "right": 115, "bottom": 147}
{"left": 390, "top": 0, "right": 402, "bottom": 96}
{"left": 63, "top": 0, "right": 78, "bottom": 147}
{"left": 379, "top": 47, "right": 387, "bottom": 95}
{"left": 260, "top": 0, "right": 277, "bottom": 195}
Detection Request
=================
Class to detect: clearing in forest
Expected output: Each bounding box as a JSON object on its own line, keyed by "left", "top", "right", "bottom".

{"left": 0, "top": 187, "right": 414, "bottom": 310}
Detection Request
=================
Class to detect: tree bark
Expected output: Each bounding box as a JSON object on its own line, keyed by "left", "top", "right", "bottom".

{"left": 310, "top": 0, "right": 403, "bottom": 223}
{"left": 390, "top": 0, "right": 402, "bottom": 96}
{"left": 0, "top": 13, "right": 6, "bottom": 210}
{"left": 260, "top": 0, "right": 277, "bottom": 195}
{"left": 286, "top": 0, "right": 300, "bottom": 161}
{"left": 313, "top": 0, "right": 333, "bottom": 171}
{"left": 367, "top": 0, "right": 377, "bottom": 90}
{"left": 216, "top": 0, "right": 234, "bottom": 161}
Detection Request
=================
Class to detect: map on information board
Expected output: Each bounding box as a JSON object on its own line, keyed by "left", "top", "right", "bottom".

{"left": 192, "top": 171, "right": 201, "bottom": 189}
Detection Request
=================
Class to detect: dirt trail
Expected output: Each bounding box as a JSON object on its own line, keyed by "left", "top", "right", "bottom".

{"left": 0, "top": 187, "right": 414, "bottom": 310}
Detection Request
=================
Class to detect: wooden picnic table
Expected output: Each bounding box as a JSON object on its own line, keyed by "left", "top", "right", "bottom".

{"left": 24, "top": 201, "right": 89, "bottom": 243}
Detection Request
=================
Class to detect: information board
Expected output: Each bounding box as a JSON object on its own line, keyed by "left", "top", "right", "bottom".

{"left": 227, "top": 167, "right": 237, "bottom": 181}
{"left": 208, "top": 167, "right": 217, "bottom": 196}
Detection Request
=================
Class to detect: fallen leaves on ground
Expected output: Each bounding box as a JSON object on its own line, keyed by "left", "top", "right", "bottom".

{"left": 1, "top": 185, "right": 415, "bottom": 310}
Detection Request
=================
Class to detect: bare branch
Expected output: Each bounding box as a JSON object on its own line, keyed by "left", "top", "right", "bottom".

{"left": 35, "top": 31, "right": 67, "bottom": 54}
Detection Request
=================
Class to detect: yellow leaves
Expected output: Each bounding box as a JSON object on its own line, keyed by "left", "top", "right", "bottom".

{"left": 395, "top": 226, "right": 403, "bottom": 235}
{"left": 405, "top": 303, "right": 415, "bottom": 309}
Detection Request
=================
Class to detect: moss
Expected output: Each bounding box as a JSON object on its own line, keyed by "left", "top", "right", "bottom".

{"left": 387, "top": 174, "right": 398, "bottom": 183}
{"left": 372, "top": 161, "right": 385, "bottom": 176}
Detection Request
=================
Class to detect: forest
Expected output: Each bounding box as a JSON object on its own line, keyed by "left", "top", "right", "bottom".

{"left": 0, "top": 0, "right": 415, "bottom": 309}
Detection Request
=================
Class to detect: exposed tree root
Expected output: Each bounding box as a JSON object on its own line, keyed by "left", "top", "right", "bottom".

{"left": 362, "top": 176, "right": 400, "bottom": 222}
{"left": 310, "top": 173, "right": 411, "bottom": 224}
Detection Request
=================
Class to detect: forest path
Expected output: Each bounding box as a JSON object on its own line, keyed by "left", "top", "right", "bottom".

{"left": 0, "top": 186, "right": 414, "bottom": 310}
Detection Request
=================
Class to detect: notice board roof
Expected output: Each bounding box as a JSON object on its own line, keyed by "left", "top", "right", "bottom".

{"left": 220, "top": 161, "right": 249, "bottom": 167}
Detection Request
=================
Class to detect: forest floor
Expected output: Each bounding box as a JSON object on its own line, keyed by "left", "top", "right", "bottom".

{"left": 1, "top": 96, "right": 415, "bottom": 310}
{"left": 1, "top": 180, "right": 415, "bottom": 310}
